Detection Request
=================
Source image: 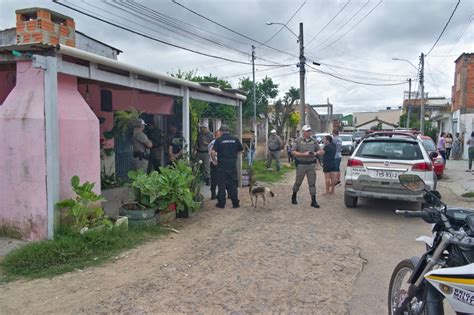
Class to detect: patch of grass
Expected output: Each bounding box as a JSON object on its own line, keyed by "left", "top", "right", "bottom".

{"left": 244, "top": 160, "right": 295, "bottom": 183}
{"left": 0, "top": 225, "right": 166, "bottom": 281}
{"left": 461, "top": 192, "right": 474, "bottom": 198}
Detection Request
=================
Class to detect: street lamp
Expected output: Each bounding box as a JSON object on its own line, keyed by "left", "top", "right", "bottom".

{"left": 391, "top": 58, "right": 418, "bottom": 71}
{"left": 267, "top": 21, "right": 306, "bottom": 130}
{"left": 265, "top": 22, "right": 299, "bottom": 39}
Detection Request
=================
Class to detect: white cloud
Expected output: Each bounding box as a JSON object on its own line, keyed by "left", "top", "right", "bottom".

{"left": 1, "top": 0, "right": 472, "bottom": 115}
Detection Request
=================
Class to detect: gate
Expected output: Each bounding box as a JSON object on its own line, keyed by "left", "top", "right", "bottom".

{"left": 115, "top": 132, "right": 133, "bottom": 180}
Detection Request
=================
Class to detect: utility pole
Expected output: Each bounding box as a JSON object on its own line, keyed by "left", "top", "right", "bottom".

{"left": 251, "top": 45, "right": 257, "bottom": 157}
{"left": 407, "top": 78, "right": 411, "bottom": 128}
{"left": 299, "top": 22, "right": 306, "bottom": 129}
{"left": 419, "top": 53, "right": 425, "bottom": 135}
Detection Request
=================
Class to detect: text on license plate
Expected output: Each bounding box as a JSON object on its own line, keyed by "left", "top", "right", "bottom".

{"left": 374, "top": 170, "right": 399, "bottom": 178}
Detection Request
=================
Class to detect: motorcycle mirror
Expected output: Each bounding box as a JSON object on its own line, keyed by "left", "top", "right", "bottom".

{"left": 399, "top": 174, "right": 426, "bottom": 192}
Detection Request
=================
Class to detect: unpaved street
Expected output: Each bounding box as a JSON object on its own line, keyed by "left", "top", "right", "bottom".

{"left": 0, "top": 160, "right": 471, "bottom": 314}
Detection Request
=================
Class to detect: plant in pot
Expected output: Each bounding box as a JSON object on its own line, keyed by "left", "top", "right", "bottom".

{"left": 114, "top": 108, "right": 142, "bottom": 136}
{"left": 57, "top": 176, "right": 114, "bottom": 234}
{"left": 122, "top": 170, "right": 161, "bottom": 227}
{"left": 185, "top": 157, "right": 204, "bottom": 209}
{"left": 156, "top": 162, "right": 195, "bottom": 219}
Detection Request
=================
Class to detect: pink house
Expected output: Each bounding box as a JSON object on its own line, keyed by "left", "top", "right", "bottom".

{"left": 0, "top": 8, "right": 245, "bottom": 240}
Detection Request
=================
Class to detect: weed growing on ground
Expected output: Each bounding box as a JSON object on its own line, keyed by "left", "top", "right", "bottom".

{"left": 461, "top": 192, "right": 474, "bottom": 198}
{"left": 244, "top": 160, "right": 295, "bottom": 183}
{"left": 0, "top": 225, "right": 166, "bottom": 281}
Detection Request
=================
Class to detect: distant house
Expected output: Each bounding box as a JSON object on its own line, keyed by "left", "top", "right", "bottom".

{"left": 356, "top": 118, "right": 398, "bottom": 130}
{"left": 353, "top": 108, "right": 401, "bottom": 128}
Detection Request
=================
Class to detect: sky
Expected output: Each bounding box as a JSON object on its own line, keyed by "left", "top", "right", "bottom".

{"left": 1, "top": 0, "right": 472, "bottom": 114}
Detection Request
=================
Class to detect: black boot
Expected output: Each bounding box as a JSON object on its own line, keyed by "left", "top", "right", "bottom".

{"left": 311, "top": 195, "right": 320, "bottom": 208}
{"left": 211, "top": 191, "right": 217, "bottom": 200}
{"left": 291, "top": 192, "right": 297, "bottom": 204}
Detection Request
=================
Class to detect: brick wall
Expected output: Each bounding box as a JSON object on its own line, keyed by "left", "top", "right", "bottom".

{"left": 15, "top": 8, "right": 75, "bottom": 47}
{"left": 452, "top": 53, "right": 474, "bottom": 112}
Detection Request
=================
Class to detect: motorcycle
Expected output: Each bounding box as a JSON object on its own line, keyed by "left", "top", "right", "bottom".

{"left": 388, "top": 174, "right": 474, "bottom": 315}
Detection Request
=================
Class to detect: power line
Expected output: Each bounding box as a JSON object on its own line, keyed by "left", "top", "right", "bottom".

{"left": 446, "top": 13, "right": 473, "bottom": 54}
{"left": 425, "top": 0, "right": 461, "bottom": 56}
{"left": 171, "top": 0, "right": 300, "bottom": 60}
{"left": 313, "top": 0, "right": 383, "bottom": 53}
{"left": 306, "top": 0, "right": 351, "bottom": 46}
{"left": 319, "top": 61, "right": 412, "bottom": 78}
{"left": 306, "top": 64, "right": 409, "bottom": 86}
{"left": 118, "top": 0, "right": 278, "bottom": 63}
{"left": 310, "top": 0, "right": 370, "bottom": 51}
{"left": 425, "top": 61, "right": 442, "bottom": 95}
{"left": 221, "top": 64, "right": 294, "bottom": 79}
{"left": 53, "top": 0, "right": 285, "bottom": 67}
{"left": 260, "top": 0, "right": 306, "bottom": 45}
{"left": 95, "top": 0, "right": 256, "bottom": 61}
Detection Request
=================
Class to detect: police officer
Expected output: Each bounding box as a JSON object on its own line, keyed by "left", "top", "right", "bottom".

{"left": 291, "top": 124, "right": 324, "bottom": 208}
{"left": 196, "top": 122, "right": 214, "bottom": 186}
{"left": 211, "top": 124, "right": 243, "bottom": 208}
{"left": 146, "top": 120, "right": 163, "bottom": 173}
{"left": 267, "top": 129, "right": 283, "bottom": 170}
{"left": 132, "top": 119, "right": 152, "bottom": 172}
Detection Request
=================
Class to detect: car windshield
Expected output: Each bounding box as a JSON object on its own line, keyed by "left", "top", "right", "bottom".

{"left": 355, "top": 140, "right": 423, "bottom": 160}
{"left": 422, "top": 139, "right": 436, "bottom": 151}
{"left": 340, "top": 135, "right": 352, "bottom": 141}
{"left": 353, "top": 132, "right": 365, "bottom": 138}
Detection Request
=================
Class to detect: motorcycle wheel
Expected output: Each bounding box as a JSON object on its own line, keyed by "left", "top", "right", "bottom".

{"left": 388, "top": 259, "right": 425, "bottom": 315}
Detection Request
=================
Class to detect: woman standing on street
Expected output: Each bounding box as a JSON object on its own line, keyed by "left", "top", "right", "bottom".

{"left": 445, "top": 133, "right": 453, "bottom": 160}
{"left": 321, "top": 135, "right": 337, "bottom": 195}
{"left": 452, "top": 132, "right": 462, "bottom": 160}
{"left": 467, "top": 131, "right": 474, "bottom": 173}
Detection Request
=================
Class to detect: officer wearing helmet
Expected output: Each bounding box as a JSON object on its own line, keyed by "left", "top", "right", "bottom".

{"left": 291, "top": 124, "right": 324, "bottom": 208}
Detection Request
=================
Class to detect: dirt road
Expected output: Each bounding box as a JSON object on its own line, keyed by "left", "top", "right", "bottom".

{"left": 0, "top": 162, "right": 470, "bottom": 314}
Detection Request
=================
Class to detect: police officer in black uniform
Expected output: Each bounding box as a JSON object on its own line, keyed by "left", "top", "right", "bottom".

{"left": 211, "top": 124, "right": 243, "bottom": 209}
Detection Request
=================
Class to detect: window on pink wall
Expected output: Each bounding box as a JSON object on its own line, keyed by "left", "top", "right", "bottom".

{"left": 100, "top": 89, "right": 113, "bottom": 112}
{"left": 0, "top": 63, "right": 17, "bottom": 105}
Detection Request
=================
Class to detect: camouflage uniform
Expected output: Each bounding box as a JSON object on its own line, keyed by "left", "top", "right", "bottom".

{"left": 267, "top": 134, "right": 283, "bottom": 170}
{"left": 132, "top": 130, "right": 152, "bottom": 172}
{"left": 292, "top": 136, "right": 320, "bottom": 195}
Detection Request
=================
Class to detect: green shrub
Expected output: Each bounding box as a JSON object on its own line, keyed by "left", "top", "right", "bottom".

{"left": 56, "top": 176, "right": 111, "bottom": 233}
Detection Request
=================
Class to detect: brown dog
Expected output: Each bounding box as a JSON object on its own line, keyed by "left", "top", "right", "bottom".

{"left": 249, "top": 186, "right": 275, "bottom": 208}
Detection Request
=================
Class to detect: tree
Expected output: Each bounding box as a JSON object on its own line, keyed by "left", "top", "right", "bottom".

{"left": 269, "top": 87, "right": 300, "bottom": 135}
{"left": 239, "top": 76, "right": 279, "bottom": 120}
{"left": 399, "top": 113, "right": 438, "bottom": 140}
{"left": 171, "top": 69, "right": 237, "bottom": 148}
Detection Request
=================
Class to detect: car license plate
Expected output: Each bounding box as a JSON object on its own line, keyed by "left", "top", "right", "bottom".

{"left": 374, "top": 170, "right": 399, "bottom": 178}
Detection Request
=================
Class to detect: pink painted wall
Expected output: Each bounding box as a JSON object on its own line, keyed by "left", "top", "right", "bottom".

{"left": 77, "top": 83, "right": 174, "bottom": 141}
{"left": 0, "top": 66, "right": 16, "bottom": 105}
{"left": 0, "top": 61, "right": 48, "bottom": 240}
{"left": 58, "top": 74, "right": 101, "bottom": 199}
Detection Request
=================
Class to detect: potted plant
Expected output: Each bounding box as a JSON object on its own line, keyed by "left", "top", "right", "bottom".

{"left": 122, "top": 170, "right": 160, "bottom": 227}
{"left": 187, "top": 158, "right": 204, "bottom": 209}
{"left": 57, "top": 176, "right": 119, "bottom": 234}
{"left": 114, "top": 108, "right": 141, "bottom": 136}
{"left": 156, "top": 162, "right": 195, "bottom": 219}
